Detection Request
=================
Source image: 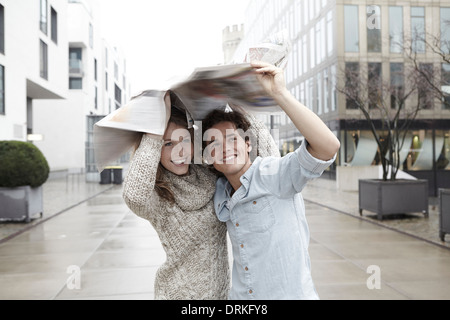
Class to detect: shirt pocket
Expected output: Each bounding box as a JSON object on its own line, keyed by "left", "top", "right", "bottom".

{"left": 239, "top": 198, "right": 275, "bottom": 233}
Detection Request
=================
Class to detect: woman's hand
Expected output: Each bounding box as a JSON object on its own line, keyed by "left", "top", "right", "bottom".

{"left": 251, "top": 61, "right": 288, "bottom": 98}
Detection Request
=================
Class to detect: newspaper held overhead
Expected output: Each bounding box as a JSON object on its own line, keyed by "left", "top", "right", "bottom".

{"left": 93, "top": 30, "right": 291, "bottom": 172}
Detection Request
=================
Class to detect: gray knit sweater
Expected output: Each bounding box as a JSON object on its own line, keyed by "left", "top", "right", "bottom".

{"left": 122, "top": 114, "right": 280, "bottom": 300}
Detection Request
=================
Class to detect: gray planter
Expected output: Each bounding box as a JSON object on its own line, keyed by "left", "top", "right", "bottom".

{"left": 359, "top": 179, "right": 429, "bottom": 220}
{"left": 0, "top": 186, "right": 44, "bottom": 222}
{"left": 439, "top": 189, "right": 450, "bottom": 242}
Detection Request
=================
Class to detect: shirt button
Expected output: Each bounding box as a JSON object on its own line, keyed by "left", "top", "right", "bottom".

{"left": 249, "top": 289, "right": 253, "bottom": 294}
{"left": 236, "top": 223, "right": 239, "bottom": 227}
{"left": 245, "top": 266, "right": 248, "bottom": 271}
{"left": 253, "top": 201, "right": 257, "bottom": 205}
{"left": 240, "top": 244, "right": 244, "bottom": 248}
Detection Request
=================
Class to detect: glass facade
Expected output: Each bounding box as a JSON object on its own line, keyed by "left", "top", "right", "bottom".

{"left": 344, "top": 5, "right": 359, "bottom": 52}
{"left": 236, "top": 0, "right": 450, "bottom": 191}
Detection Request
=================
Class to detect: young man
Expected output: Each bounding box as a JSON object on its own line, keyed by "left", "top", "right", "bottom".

{"left": 202, "top": 62, "right": 341, "bottom": 300}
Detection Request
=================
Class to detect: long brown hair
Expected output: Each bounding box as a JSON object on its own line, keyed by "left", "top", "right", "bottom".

{"left": 131, "top": 107, "right": 192, "bottom": 204}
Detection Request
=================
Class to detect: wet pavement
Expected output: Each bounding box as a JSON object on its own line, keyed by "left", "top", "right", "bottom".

{"left": 0, "top": 174, "right": 449, "bottom": 300}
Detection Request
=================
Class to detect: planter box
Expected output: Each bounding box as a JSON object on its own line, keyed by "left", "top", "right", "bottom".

{"left": 359, "top": 179, "right": 428, "bottom": 220}
{"left": 439, "top": 189, "right": 450, "bottom": 242}
{"left": 0, "top": 186, "right": 43, "bottom": 222}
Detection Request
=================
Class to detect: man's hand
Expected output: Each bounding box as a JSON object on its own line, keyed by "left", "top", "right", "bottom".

{"left": 251, "top": 61, "right": 288, "bottom": 97}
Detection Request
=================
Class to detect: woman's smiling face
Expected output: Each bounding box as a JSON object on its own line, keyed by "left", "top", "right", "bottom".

{"left": 160, "top": 122, "right": 193, "bottom": 176}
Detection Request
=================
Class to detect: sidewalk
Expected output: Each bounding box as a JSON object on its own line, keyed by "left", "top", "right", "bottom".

{"left": 0, "top": 175, "right": 449, "bottom": 300}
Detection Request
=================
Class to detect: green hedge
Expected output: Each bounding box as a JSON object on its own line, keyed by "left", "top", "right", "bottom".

{"left": 0, "top": 141, "right": 49, "bottom": 188}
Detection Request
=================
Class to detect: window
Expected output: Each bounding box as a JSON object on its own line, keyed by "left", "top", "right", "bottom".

{"left": 368, "top": 63, "right": 382, "bottom": 109}
{"left": 69, "top": 77, "right": 82, "bottom": 89}
{"left": 327, "top": 11, "right": 333, "bottom": 56}
{"left": 89, "top": 23, "right": 93, "bottom": 49}
{"left": 345, "top": 62, "right": 360, "bottom": 109}
{"left": 94, "top": 86, "right": 98, "bottom": 109}
{"left": 0, "top": 65, "right": 4, "bottom": 115}
{"left": 94, "top": 58, "right": 97, "bottom": 82}
{"left": 418, "top": 63, "right": 434, "bottom": 109}
{"left": 442, "top": 64, "right": 450, "bottom": 109}
{"left": 51, "top": 7, "right": 58, "bottom": 44}
{"left": 40, "top": 40, "right": 48, "bottom": 80}
{"left": 40, "top": 0, "right": 48, "bottom": 34}
{"left": 0, "top": 5, "right": 4, "bottom": 54}
{"left": 389, "top": 7, "right": 403, "bottom": 53}
{"left": 344, "top": 5, "right": 359, "bottom": 52}
{"left": 411, "top": 7, "right": 425, "bottom": 53}
{"left": 115, "top": 84, "right": 122, "bottom": 109}
{"left": 441, "top": 8, "right": 450, "bottom": 53}
{"left": 69, "top": 48, "right": 82, "bottom": 75}
{"left": 390, "top": 63, "right": 404, "bottom": 109}
{"left": 367, "top": 6, "right": 381, "bottom": 52}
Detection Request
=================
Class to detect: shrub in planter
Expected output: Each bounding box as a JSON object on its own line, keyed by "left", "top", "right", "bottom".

{"left": 0, "top": 141, "right": 49, "bottom": 188}
{"left": 0, "top": 141, "right": 49, "bottom": 222}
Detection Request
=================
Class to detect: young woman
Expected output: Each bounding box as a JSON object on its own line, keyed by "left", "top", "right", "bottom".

{"left": 122, "top": 103, "right": 279, "bottom": 300}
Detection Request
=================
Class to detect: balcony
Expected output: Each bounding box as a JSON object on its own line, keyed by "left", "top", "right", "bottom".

{"left": 69, "top": 59, "right": 84, "bottom": 77}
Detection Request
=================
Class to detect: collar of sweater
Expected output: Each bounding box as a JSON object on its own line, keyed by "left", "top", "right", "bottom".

{"left": 163, "top": 165, "right": 216, "bottom": 211}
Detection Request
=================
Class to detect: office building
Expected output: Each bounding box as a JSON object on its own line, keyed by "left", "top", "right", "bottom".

{"left": 230, "top": 0, "right": 450, "bottom": 194}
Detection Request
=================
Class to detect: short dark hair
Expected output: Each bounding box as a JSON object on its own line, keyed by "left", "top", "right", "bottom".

{"left": 202, "top": 108, "right": 251, "bottom": 144}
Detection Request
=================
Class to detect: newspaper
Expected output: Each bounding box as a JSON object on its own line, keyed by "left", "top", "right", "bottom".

{"left": 94, "top": 31, "right": 291, "bottom": 172}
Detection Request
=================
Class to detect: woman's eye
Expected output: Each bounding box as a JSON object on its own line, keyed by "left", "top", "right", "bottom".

{"left": 164, "top": 142, "right": 173, "bottom": 147}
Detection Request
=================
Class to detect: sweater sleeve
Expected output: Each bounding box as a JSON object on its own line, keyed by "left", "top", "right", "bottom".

{"left": 246, "top": 113, "right": 281, "bottom": 158}
{"left": 122, "top": 134, "right": 164, "bottom": 219}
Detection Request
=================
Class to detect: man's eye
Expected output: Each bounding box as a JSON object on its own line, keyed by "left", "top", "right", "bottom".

{"left": 164, "top": 142, "right": 173, "bottom": 147}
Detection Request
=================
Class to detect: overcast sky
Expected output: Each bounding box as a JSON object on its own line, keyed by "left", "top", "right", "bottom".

{"left": 97, "top": 0, "right": 250, "bottom": 96}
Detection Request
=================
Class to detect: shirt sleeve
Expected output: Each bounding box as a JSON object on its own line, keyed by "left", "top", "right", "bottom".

{"left": 255, "top": 140, "right": 336, "bottom": 198}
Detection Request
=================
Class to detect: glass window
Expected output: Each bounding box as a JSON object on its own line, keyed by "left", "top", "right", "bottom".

{"left": 442, "top": 63, "right": 450, "bottom": 109}
{"left": 367, "top": 5, "right": 382, "bottom": 52}
{"left": 344, "top": 5, "right": 359, "bottom": 52}
{"left": 40, "top": 0, "right": 48, "bottom": 34}
{"left": 310, "top": 28, "right": 315, "bottom": 69}
{"left": 368, "top": 63, "right": 382, "bottom": 109}
{"left": 40, "top": 40, "right": 48, "bottom": 80}
{"left": 69, "top": 77, "right": 82, "bottom": 90}
{"left": 441, "top": 8, "right": 450, "bottom": 53}
{"left": 390, "top": 63, "right": 404, "bottom": 109}
{"left": 331, "top": 64, "right": 337, "bottom": 111}
{"left": 327, "top": 11, "right": 334, "bottom": 56}
{"left": 411, "top": 7, "right": 425, "bottom": 53}
{"left": 89, "top": 23, "right": 94, "bottom": 49}
{"left": 405, "top": 130, "right": 447, "bottom": 171}
{"left": 0, "top": 5, "right": 4, "bottom": 54}
{"left": 324, "top": 68, "right": 329, "bottom": 113}
{"left": 440, "top": 130, "right": 450, "bottom": 170}
{"left": 418, "top": 63, "right": 434, "bottom": 109}
{"left": 51, "top": 7, "right": 58, "bottom": 44}
{"left": 345, "top": 62, "right": 360, "bottom": 109}
{"left": 317, "top": 72, "right": 323, "bottom": 115}
{"left": 389, "top": 7, "right": 403, "bottom": 53}
{"left": 0, "top": 65, "right": 4, "bottom": 115}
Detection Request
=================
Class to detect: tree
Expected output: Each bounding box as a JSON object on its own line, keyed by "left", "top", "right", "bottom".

{"left": 338, "top": 61, "right": 427, "bottom": 181}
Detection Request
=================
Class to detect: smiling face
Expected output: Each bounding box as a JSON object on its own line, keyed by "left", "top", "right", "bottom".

{"left": 160, "top": 122, "right": 193, "bottom": 176}
{"left": 204, "top": 121, "right": 252, "bottom": 178}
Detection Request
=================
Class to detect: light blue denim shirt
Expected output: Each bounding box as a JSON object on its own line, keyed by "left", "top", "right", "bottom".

{"left": 214, "top": 141, "right": 335, "bottom": 300}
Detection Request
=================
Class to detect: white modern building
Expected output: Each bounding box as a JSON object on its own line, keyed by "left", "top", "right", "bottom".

{"left": 0, "top": 0, "right": 67, "bottom": 142}
{"left": 0, "top": 0, "right": 130, "bottom": 180}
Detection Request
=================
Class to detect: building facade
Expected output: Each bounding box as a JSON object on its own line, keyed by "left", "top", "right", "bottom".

{"left": 231, "top": 0, "right": 450, "bottom": 195}
{"left": 0, "top": 0, "right": 130, "bottom": 180}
